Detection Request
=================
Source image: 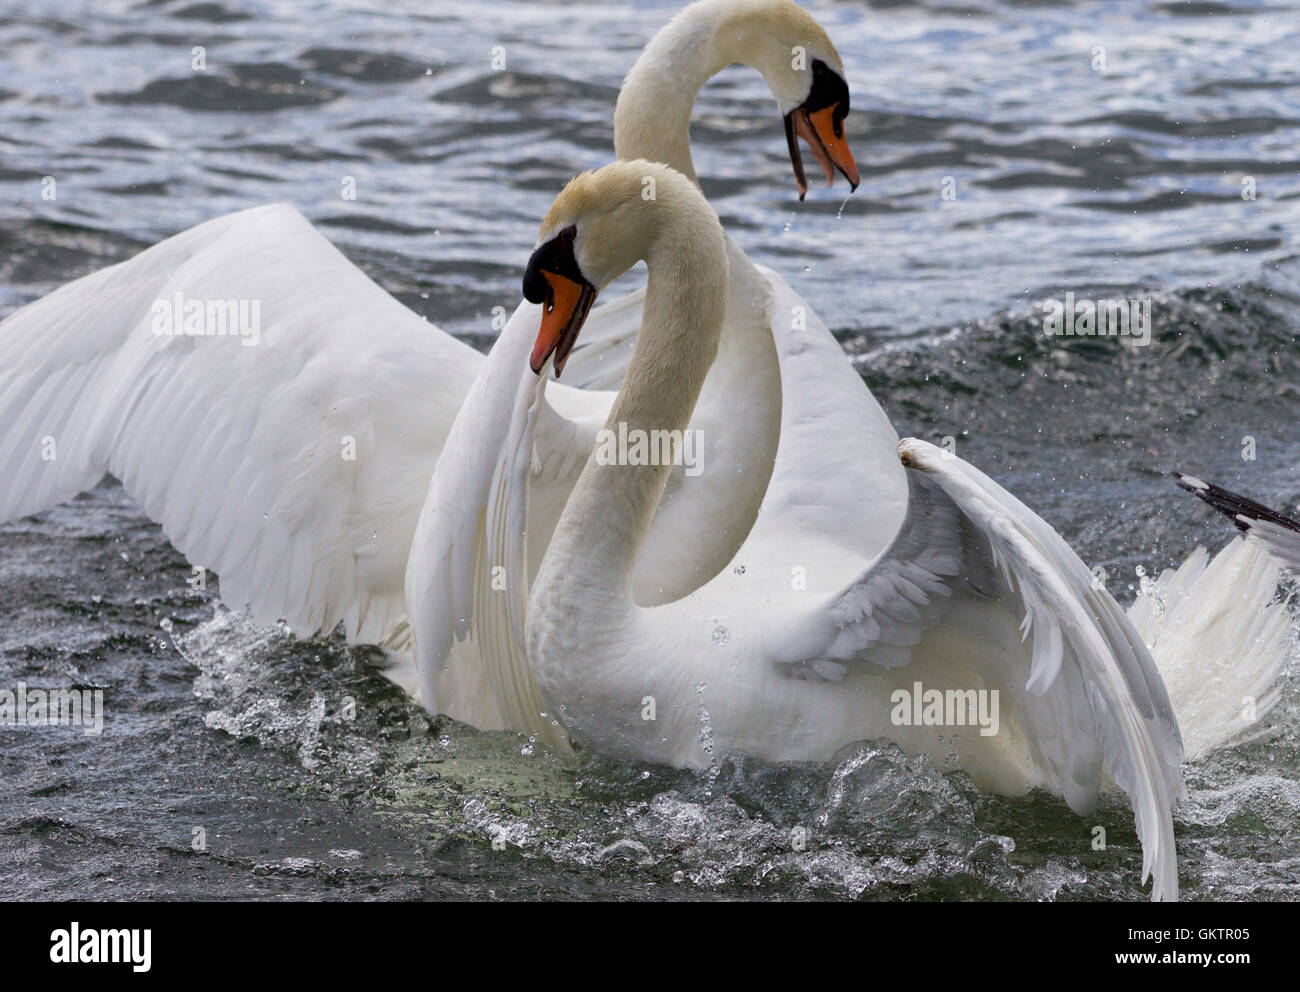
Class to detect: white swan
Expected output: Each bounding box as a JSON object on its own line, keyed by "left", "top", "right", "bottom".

{"left": 426, "top": 158, "right": 1295, "bottom": 903}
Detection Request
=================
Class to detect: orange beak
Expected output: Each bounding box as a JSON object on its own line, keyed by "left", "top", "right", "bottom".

{"left": 785, "top": 59, "right": 860, "bottom": 201}
{"left": 529, "top": 271, "right": 596, "bottom": 376}
{"left": 805, "top": 105, "right": 860, "bottom": 190}
{"left": 523, "top": 226, "right": 598, "bottom": 377}
{"left": 786, "top": 103, "right": 860, "bottom": 200}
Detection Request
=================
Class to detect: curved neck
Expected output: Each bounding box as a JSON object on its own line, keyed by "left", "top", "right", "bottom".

{"left": 536, "top": 215, "right": 728, "bottom": 616}
{"left": 614, "top": 0, "right": 750, "bottom": 185}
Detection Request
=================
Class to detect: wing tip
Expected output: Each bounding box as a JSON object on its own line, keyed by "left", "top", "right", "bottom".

{"left": 1174, "top": 472, "right": 1300, "bottom": 535}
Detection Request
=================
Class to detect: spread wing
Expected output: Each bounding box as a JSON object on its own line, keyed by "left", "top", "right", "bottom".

{"left": 0, "top": 203, "right": 481, "bottom": 644}
{"left": 734, "top": 439, "right": 1184, "bottom": 900}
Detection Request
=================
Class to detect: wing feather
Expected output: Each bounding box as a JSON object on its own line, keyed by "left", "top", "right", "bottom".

{"left": 0, "top": 204, "right": 481, "bottom": 644}
{"left": 748, "top": 439, "right": 1184, "bottom": 900}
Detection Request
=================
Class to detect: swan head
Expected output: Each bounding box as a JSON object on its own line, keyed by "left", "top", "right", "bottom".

{"left": 523, "top": 160, "right": 721, "bottom": 376}
{"left": 713, "top": 0, "right": 860, "bottom": 198}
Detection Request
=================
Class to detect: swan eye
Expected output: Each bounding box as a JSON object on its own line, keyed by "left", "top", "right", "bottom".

{"left": 561, "top": 226, "right": 576, "bottom": 242}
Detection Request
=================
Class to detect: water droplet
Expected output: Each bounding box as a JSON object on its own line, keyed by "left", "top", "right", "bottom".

{"left": 695, "top": 682, "right": 716, "bottom": 770}
{"left": 711, "top": 624, "right": 729, "bottom": 645}
{"left": 732, "top": 564, "right": 746, "bottom": 576}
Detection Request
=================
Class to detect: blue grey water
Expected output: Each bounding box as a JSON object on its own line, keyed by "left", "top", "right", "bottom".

{"left": 1, "top": 0, "right": 1298, "bottom": 900}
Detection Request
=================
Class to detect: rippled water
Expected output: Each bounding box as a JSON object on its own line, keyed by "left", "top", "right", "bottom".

{"left": 2, "top": 0, "right": 1299, "bottom": 900}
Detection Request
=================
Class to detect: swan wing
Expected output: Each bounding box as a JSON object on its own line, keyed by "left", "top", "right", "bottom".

{"left": 0, "top": 203, "right": 481, "bottom": 644}
{"left": 1130, "top": 536, "right": 1292, "bottom": 761}
{"left": 748, "top": 263, "right": 907, "bottom": 558}
{"left": 1246, "top": 518, "right": 1300, "bottom": 572}
{"left": 405, "top": 298, "right": 593, "bottom": 744}
{"left": 1174, "top": 473, "right": 1300, "bottom": 573}
{"left": 738, "top": 438, "right": 1183, "bottom": 900}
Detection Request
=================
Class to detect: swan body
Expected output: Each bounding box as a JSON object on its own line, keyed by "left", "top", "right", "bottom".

{"left": 441, "top": 158, "right": 1292, "bottom": 902}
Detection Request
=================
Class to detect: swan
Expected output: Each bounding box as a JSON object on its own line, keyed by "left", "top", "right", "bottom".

{"left": 407, "top": 3, "right": 1286, "bottom": 772}
{"left": 429, "top": 157, "right": 1295, "bottom": 903}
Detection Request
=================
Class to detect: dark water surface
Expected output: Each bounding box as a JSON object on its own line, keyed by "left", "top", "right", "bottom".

{"left": 1, "top": 0, "right": 1299, "bottom": 900}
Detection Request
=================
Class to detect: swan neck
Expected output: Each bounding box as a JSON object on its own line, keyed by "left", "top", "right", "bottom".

{"left": 543, "top": 219, "right": 727, "bottom": 614}
{"left": 614, "top": 0, "right": 740, "bottom": 184}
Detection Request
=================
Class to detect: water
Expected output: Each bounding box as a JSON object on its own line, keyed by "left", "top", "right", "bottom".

{"left": 2, "top": 0, "right": 1299, "bottom": 900}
